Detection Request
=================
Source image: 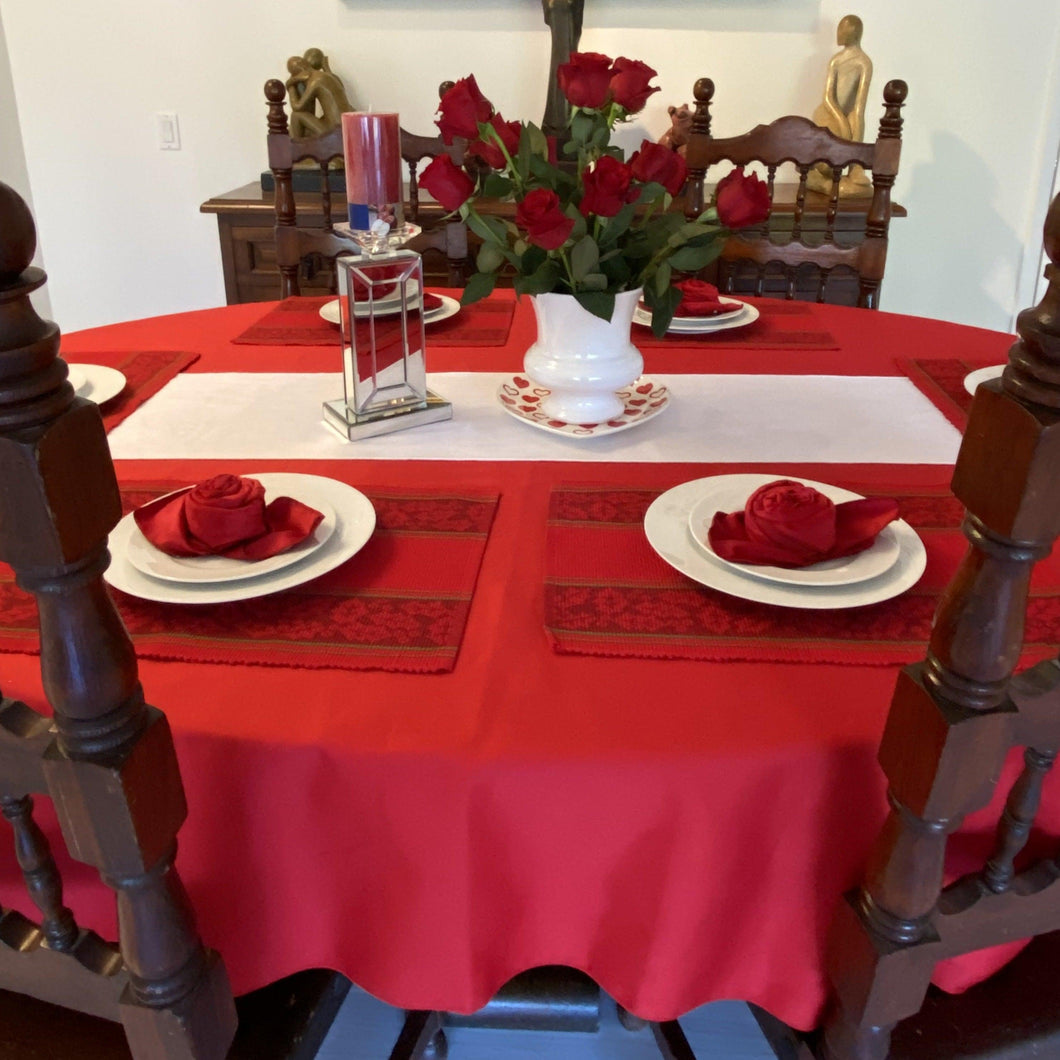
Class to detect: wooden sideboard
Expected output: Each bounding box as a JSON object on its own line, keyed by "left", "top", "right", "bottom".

{"left": 201, "top": 181, "right": 905, "bottom": 306}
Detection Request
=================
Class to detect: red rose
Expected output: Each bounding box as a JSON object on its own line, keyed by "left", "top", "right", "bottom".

{"left": 609, "top": 57, "right": 660, "bottom": 114}
{"left": 579, "top": 155, "right": 636, "bottom": 218}
{"left": 743, "top": 481, "right": 836, "bottom": 563}
{"left": 183, "top": 474, "right": 268, "bottom": 551}
{"left": 468, "top": 113, "right": 522, "bottom": 170}
{"left": 557, "top": 51, "right": 614, "bottom": 109}
{"left": 436, "top": 74, "right": 493, "bottom": 144}
{"left": 419, "top": 154, "right": 475, "bottom": 212}
{"left": 516, "top": 188, "right": 575, "bottom": 250}
{"left": 715, "top": 166, "right": 771, "bottom": 228}
{"left": 628, "top": 139, "right": 688, "bottom": 195}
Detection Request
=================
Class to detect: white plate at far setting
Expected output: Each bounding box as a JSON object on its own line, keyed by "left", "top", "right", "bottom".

{"left": 105, "top": 473, "right": 375, "bottom": 604}
{"left": 645, "top": 476, "right": 926, "bottom": 610}
{"left": 318, "top": 282, "right": 423, "bottom": 323}
{"left": 685, "top": 474, "right": 902, "bottom": 588}
{"left": 633, "top": 298, "right": 760, "bottom": 335}
{"left": 963, "top": 364, "right": 1005, "bottom": 395}
{"left": 67, "top": 364, "right": 127, "bottom": 406}
{"left": 125, "top": 485, "right": 337, "bottom": 585}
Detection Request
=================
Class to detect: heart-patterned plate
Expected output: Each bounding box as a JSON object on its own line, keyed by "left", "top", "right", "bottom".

{"left": 496, "top": 375, "right": 670, "bottom": 438}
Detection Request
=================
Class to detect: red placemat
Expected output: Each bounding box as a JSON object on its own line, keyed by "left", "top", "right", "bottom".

{"left": 634, "top": 300, "right": 840, "bottom": 351}
{"left": 544, "top": 481, "right": 1060, "bottom": 666}
{"left": 0, "top": 484, "right": 499, "bottom": 674}
{"left": 64, "top": 350, "right": 200, "bottom": 432}
{"left": 898, "top": 358, "right": 1002, "bottom": 430}
{"left": 231, "top": 295, "right": 515, "bottom": 348}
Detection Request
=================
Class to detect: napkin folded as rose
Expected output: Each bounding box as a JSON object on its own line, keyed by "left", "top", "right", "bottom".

{"left": 707, "top": 479, "right": 899, "bottom": 568}
{"left": 672, "top": 279, "right": 738, "bottom": 317}
{"left": 134, "top": 474, "right": 324, "bottom": 561}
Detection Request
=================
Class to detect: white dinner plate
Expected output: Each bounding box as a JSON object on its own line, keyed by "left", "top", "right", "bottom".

{"left": 67, "top": 364, "right": 127, "bottom": 406}
{"left": 644, "top": 476, "right": 926, "bottom": 609}
{"left": 685, "top": 474, "right": 902, "bottom": 587}
{"left": 105, "top": 473, "right": 375, "bottom": 604}
{"left": 633, "top": 299, "right": 760, "bottom": 335}
{"left": 319, "top": 283, "right": 422, "bottom": 323}
{"left": 125, "top": 484, "right": 337, "bottom": 585}
{"left": 963, "top": 364, "right": 1005, "bottom": 395}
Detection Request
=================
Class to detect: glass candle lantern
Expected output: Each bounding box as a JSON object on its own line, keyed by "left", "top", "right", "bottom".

{"left": 322, "top": 251, "right": 452, "bottom": 440}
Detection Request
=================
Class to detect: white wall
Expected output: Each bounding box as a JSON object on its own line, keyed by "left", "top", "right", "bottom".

{"left": 2, "top": 0, "right": 1059, "bottom": 333}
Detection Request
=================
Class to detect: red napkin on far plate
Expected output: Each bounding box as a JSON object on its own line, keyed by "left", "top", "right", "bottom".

{"left": 134, "top": 474, "right": 324, "bottom": 561}
{"left": 707, "top": 479, "right": 899, "bottom": 568}
{"left": 672, "top": 279, "right": 737, "bottom": 317}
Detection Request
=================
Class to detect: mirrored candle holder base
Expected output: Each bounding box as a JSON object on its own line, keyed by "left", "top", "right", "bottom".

{"left": 323, "top": 391, "right": 453, "bottom": 441}
{"left": 322, "top": 250, "right": 451, "bottom": 442}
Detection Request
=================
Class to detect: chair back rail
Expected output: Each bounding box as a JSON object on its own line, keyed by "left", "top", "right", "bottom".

{"left": 264, "top": 79, "right": 473, "bottom": 297}
{"left": 0, "top": 183, "right": 236, "bottom": 1058}
{"left": 819, "top": 193, "right": 1060, "bottom": 1060}
{"left": 683, "top": 78, "right": 907, "bottom": 309}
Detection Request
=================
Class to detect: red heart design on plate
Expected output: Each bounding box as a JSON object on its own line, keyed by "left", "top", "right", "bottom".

{"left": 500, "top": 395, "right": 516, "bottom": 405}
{"left": 514, "top": 376, "right": 529, "bottom": 388}
{"left": 624, "top": 409, "right": 641, "bottom": 417}
{"left": 547, "top": 420, "right": 567, "bottom": 428}
{"left": 501, "top": 383, "right": 518, "bottom": 396}
{"left": 636, "top": 383, "right": 652, "bottom": 394}
{"left": 522, "top": 394, "right": 540, "bottom": 403}
{"left": 607, "top": 420, "right": 625, "bottom": 427}
{"left": 519, "top": 405, "right": 537, "bottom": 413}
{"left": 629, "top": 399, "right": 646, "bottom": 407}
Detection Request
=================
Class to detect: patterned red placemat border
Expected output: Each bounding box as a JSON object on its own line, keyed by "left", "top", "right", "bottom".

{"left": 897, "top": 358, "right": 989, "bottom": 430}
{"left": 65, "top": 350, "right": 200, "bottom": 432}
{"left": 231, "top": 296, "right": 515, "bottom": 348}
{"left": 545, "top": 482, "right": 1060, "bottom": 666}
{"left": 0, "top": 484, "right": 499, "bottom": 674}
{"left": 634, "top": 300, "right": 840, "bottom": 351}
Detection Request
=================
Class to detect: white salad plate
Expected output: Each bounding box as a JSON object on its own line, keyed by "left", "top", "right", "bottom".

{"left": 644, "top": 475, "right": 926, "bottom": 609}
{"left": 105, "top": 473, "right": 375, "bottom": 604}
{"left": 633, "top": 298, "right": 760, "bottom": 335}
{"left": 685, "top": 474, "right": 902, "bottom": 588}
{"left": 318, "top": 282, "right": 424, "bottom": 323}
{"left": 963, "top": 364, "right": 1005, "bottom": 395}
{"left": 126, "top": 488, "right": 337, "bottom": 585}
{"left": 67, "top": 364, "right": 127, "bottom": 406}
{"left": 497, "top": 376, "right": 670, "bottom": 438}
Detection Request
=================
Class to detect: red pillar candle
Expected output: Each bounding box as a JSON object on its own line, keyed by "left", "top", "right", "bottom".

{"left": 342, "top": 112, "right": 402, "bottom": 207}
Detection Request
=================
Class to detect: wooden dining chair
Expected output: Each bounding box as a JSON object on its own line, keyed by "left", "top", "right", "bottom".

{"left": 682, "top": 78, "right": 907, "bottom": 309}
{"left": 809, "top": 192, "right": 1060, "bottom": 1059}
{"left": 264, "top": 79, "right": 473, "bottom": 298}
{"left": 0, "top": 183, "right": 237, "bottom": 1057}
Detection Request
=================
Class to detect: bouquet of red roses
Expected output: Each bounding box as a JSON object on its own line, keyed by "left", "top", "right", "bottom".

{"left": 419, "top": 52, "right": 770, "bottom": 336}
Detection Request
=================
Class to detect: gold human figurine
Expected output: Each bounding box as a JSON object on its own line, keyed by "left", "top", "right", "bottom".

{"left": 284, "top": 48, "right": 353, "bottom": 138}
{"left": 541, "top": 0, "right": 584, "bottom": 137}
{"left": 807, "top": 14, "right": 873, "bottom": 197}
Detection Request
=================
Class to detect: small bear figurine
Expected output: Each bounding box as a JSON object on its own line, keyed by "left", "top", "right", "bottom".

{"left": 659, "top": 103, "right": 693, "bottom": 155}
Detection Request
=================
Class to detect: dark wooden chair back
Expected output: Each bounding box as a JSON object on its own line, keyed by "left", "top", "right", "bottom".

{"left": 264, "top": 79, "right": 472, "bottom": 297}
{"left": 683, "top": 78, "right": 907, "bottom": 309}
{"left": 0, "top": 183, "right": 236, "bottom": 1056}
{"left": 821, "top": 192, "right": 1060, "bottom": 1058}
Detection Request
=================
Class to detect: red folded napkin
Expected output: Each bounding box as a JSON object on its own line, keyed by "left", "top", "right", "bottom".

{"left": 133, "top": 474, "right": 324, "bottom": 561}
{"left": 671, "top": 279, "right": 738, "bottom": 317}
{"left": 706, "top": 479, "right": 899, "bottom": 568}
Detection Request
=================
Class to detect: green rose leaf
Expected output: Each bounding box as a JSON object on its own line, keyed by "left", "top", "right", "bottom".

{"left": 667, "top": 241, "right": 725, "bottom": 272}
{"left": 465, "top": 211, "right": 510, "bottom": 247}
{"left": 647, "top": 284, "right": 683, "bottom": 338}
{"left": 653, "top": 262, "right": 671, "bottom": 297}
{"left": 574, "top": 290, "right": 617, "bottom": 322}
{"left": 580, "top": 272, "right": 608, "bottom": 291}
{"left": 514, "top": 259, "right": 562, "bottom": 295}
{"left": 570, "top": 236, "right": 600, "bottom": 281}
{"left": 481, "top": 173, "right": 513, "bottom": 199}
{"left": 476, "top": 242, "right": 506, "bottom": 273}
{"left": 520, "top": 244, "right": 547, "bottom": 275}
{"left": 462, "top": 270, "right": 497, "bottom": 306}
{"left": 599, "top": 202, "right": 636, "bottom": 246}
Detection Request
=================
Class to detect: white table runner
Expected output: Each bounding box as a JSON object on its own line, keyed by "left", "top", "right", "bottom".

{"left": 107, "top": 371, "right": 961, "bottom": 464}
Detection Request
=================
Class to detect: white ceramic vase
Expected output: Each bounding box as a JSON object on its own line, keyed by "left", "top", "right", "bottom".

{"left": 523, "top": 289, "right": 644, "bottom": 423}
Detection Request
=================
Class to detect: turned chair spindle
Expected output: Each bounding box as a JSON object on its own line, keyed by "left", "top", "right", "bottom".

{"left": 819, "top": 191, "right": 1060, "bottom": 1060}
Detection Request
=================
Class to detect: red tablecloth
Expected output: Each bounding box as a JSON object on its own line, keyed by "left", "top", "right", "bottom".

{"left": 1, "top": 298, "right": 1040, "bottom": 1030}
